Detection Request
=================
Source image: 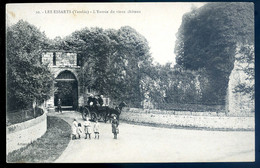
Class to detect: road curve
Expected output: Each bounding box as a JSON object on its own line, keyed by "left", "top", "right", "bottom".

{"left": 51, "top": 111, "right": 254, "bottom": 163}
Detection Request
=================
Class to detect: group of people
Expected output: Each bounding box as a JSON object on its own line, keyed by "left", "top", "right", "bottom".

{"left": 87, "top": 94, "right": 104, "bottom": 107}
{"left": 71, "top": 115, "right": 119, "bottom": 140}
{"left": 72, "top": 117, "right": 100, "bottom": 140}
{"left": 62, "top": 93, "right": 121, "bottom": 139}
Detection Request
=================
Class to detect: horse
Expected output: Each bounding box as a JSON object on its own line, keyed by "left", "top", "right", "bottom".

{"left": 105, "top": 101, "right": 127, "bottom": 123}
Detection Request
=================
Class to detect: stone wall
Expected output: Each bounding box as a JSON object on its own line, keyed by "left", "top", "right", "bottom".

{"left": 6, "top": 112, "right": 47, "bottom": 154}
{"left": 226, "top": 45, "right": 254, "bottom": 115}
{"left": 120, "top": 109, "right": 254, "bottom": 130}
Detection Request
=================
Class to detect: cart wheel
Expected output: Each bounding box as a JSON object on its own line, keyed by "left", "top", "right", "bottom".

{"left": 82, "top": 107, "right": 90, "bottom": 120}
{"left": 91, "top": 112, "right": 97, "bottom": 121}
{"left": 104, "top": 113, "right": 110, "bottom": 123}
{"left": 97, "top": 113, "right": 102, "bottom": 121}
{"left": 100, "top": 112, "right": 106, "bottom": 122}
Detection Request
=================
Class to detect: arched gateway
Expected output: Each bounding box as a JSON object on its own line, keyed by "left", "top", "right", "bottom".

{"left": 55, "top": 70, "right": 78, "bottom": 110}
{"left": 42, "top": 50, "right": 84, "bottom": 111}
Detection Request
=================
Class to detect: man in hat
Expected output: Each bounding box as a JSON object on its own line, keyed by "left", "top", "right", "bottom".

{"left": 87, "top": 94, "right": 97, "bottom": 106}
{"left": 87, "top": 94, "right": 94, "bottom": 106}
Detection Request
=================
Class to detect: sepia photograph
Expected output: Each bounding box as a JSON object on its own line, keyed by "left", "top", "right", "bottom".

{"left": 6, "top": 2, "right": 255, "bottom": 163}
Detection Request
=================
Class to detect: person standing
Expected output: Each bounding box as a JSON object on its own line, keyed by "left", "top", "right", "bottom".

{"left": 111, "top": 116, "right": 119, "bottom": 139}
{"left": 71, "top": 119, "right": 78, "bottom": 140}
{"left": 57, "top": 98, "right": 62, "bottom": 113}
{"left": 77, "top": 123, "right": 84, "bottom": 139}
{"left": 93, "top": 119, "right": 100, "bottom": 139}
{"left": 84, "top": 117, "right": 92, "bottom": 139}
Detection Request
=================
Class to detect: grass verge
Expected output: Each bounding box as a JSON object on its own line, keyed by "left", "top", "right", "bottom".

{"left": 7, "top": 116, "right": 71, "bottom": 163}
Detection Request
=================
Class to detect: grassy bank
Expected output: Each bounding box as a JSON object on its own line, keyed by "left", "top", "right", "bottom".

{"left": 7, "top": 116, "right": 71, "bottom": 163}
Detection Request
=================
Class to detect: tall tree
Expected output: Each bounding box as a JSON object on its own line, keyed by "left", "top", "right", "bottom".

{"left": 114, "top": 26, "right": 152, "bottom": 107}
{"left": 62, "top": 26, "right": 152, "bottom": 107}
{"left": 6, "top": 20, "right": 54, "bottom": 111}
{"left": 174, "top": 2, "right": 254, "bottom": 104}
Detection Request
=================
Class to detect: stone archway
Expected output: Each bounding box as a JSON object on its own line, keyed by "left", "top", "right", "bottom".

{"left": 54, "top": 70, "right": 78, "bottom": 110}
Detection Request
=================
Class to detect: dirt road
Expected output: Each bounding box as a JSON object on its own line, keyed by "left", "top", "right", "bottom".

{"left": 51, "top": 111, "right": 254, "bottom": 163}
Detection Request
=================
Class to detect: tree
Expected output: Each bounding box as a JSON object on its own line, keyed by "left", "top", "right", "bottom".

{"left": 142, "top": 63, "right": 205, "bottom": 108}
{"left": 61, "top": 26, "right": 152, "bottom": 107}
{"left": 113, "top": 26, "right": 152, "bottom": 107}
{"left": 6, "top": 20, "right": 54, "bottom": 111}
{"left": 174, "top": 2, "right": 254, "bottom": 104}
{"left": 233, "top": 45, "right": 254, "bottom": 99}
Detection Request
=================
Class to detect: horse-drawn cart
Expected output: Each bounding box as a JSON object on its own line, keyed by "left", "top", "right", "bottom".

{"left": 79, "top": 101, "right": 127, "bottom": 122}
{"left": 81, "top": 105, "right": 109, "bottom": 122}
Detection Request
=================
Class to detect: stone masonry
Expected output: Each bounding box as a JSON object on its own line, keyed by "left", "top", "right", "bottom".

{"left": 42, "top": 50, "right": 84, "bottom": 109}
{"left": 226, "top": 45, "right": 254, "bottom": 115}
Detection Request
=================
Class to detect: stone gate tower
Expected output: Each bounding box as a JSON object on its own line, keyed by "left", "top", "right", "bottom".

{"left": 41, "top": 50, "right": 84, "bottom": 110}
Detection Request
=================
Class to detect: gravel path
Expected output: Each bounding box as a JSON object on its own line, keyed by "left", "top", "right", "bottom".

{"left": 50, "top": 111, "right": 254, "bottom": 163}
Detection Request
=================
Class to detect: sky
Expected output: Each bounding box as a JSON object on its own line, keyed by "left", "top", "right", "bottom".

{"left": 6, "top": 3, "right": 205, "bottom": 65}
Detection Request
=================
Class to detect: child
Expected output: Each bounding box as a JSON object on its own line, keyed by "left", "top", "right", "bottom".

{"left": 111, "top": 116, "right": 119, "bottom": 139}
{"left": 72, "top": 119, "right": 78, "bottom": 140}
{"left": 93, "top": 119, "right": 100, "bottom": 139}
{"left": 77, "top": 123, "right": 84, "bottom": 139}
{"left": 84, "top": 117, "right": 92, "bottom": 139}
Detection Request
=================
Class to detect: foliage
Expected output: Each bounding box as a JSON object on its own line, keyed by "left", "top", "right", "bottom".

{"left": 141, "top": 63, "right": 210, "bottom": 108}
{"left": 57, "top": 26, "right": 152, "bottom": 107}
{"left": 6, "top": 2, "right": 255, "bottom": 112}
{"left": 6, "top": 20, "right": 54, "bottom": 111}
{"left": 233, "top": 45, "right": 254, "bottom": 99}
{"left": 174, "top": 2, "right": 254, "bottom": 104}
{"left": 6, "top": 107, "right": 44, "bottom": 126}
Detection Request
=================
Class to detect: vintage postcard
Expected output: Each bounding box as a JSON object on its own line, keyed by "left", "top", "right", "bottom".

{"left": 6, "top": 2, "right": 255, "bottom": 163}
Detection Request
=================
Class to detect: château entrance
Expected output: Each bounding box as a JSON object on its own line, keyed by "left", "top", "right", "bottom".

{"left": 54, "top": 70, "right": 78, "bottom": 110}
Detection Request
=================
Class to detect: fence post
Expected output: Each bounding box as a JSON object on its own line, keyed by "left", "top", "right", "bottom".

{"left": 24, "top": 109, "right": 27, "bottom": 119}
